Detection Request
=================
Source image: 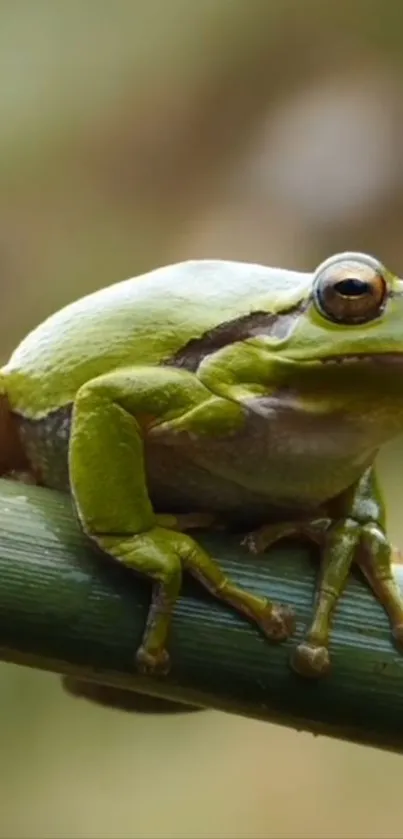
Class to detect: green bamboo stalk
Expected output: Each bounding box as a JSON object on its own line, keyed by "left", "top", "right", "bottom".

{"left": 1, "top": 477, "right": 403, "bottom": 751}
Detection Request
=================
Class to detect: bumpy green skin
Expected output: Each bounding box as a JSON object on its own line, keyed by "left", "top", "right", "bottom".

{"left": 3, "top": 255, "right": 403, "bottom": 679}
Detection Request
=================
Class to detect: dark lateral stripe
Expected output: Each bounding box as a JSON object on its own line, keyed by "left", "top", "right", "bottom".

{"left": 165, "top": 303, "right": 305, "bottom": 372}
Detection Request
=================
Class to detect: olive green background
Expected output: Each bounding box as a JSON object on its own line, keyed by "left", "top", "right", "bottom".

{"left": 2, "top": 2, "right": 403, "bottom": 837}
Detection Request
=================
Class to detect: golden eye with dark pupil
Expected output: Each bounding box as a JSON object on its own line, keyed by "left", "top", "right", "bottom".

{"left": 334, "top": 278, "right": 372, "bottom": 297}
{"left": 313, "top": 255, "right": 387, "bottom": 325}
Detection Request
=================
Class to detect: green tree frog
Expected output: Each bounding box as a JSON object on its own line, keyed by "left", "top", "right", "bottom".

{"left": 1, "top": 251, "right": 403, "bottom": 681}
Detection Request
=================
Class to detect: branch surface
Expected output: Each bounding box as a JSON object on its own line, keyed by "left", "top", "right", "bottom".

{"left": 1, "top": 478, "right": 403, "bottom": 752}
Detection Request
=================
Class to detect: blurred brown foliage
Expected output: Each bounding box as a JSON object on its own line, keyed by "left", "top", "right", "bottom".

{"left": 2, "top": 1, "right": 403, "bottom": 837}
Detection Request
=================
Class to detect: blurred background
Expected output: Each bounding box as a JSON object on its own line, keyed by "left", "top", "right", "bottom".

{"left": 2, "top": 0, "right": 403, "bottom": 836}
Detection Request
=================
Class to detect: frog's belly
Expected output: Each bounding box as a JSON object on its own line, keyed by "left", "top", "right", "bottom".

{"left": 145, "top": 404, "right": 373, "bottom": 522}
{"left": 16, "top": 403, "right": 372, "bottom": 527}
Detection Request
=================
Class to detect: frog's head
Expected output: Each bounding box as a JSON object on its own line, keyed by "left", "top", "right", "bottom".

{"left": 265, "top": 252, "right": 403, "bottom": 438}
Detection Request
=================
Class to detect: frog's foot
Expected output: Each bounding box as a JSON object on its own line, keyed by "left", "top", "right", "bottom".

{"left": 181, "top": 543, "right": 296, "bottom": 643}
{"left": 259, "top": 602, "right": 295, "bottom": 641}
{"left": 136, "top": 645, "right": 171, "bottom": 677}
{"left": 291, "top": 642, "right": 330, "bottom": 678}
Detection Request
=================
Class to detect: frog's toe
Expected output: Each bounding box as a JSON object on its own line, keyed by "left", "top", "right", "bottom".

{"left": 260, "top": 603, "right": 295, "bottom": 641}
{"left": 291, "top": 642, "right": 330, "bottom": 678}
{"left": 136, "top": 646, "right": 171, "bottom": 676}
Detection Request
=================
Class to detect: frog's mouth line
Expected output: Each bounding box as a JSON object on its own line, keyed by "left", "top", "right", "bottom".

{"left": 319, "top": 353, "right": 403, "bottom": 366}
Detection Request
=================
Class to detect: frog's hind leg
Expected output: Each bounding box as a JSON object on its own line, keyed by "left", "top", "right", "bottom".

{"left": 69, "top": 366, "right": 296, "bottom": 677}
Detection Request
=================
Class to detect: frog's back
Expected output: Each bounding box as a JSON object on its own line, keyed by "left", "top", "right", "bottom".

{"left": 3, "top": 259, "right": 310, "bottom": 417}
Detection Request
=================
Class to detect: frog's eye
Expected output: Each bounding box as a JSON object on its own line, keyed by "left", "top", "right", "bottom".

{"left": 313, "top": 253, "right": 387, "bottom": 325}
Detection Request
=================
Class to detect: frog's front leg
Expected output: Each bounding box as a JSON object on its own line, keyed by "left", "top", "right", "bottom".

{"left": 291, "top": 514, "right": 362, "bottom": 677}
{"left": 351, "top": 474, "right": 403, "bottom": 649}
{"left": 69, "top": 365, "right": 295, "bottom": 677}
{"left": 293, "top": 466, "right": 403, "bottom": 676}
{"left": 246, "top": 515, "right": 359, "bottom": 676}
{"left": 246, "top": 466, "right": 403, "bottom": 678}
